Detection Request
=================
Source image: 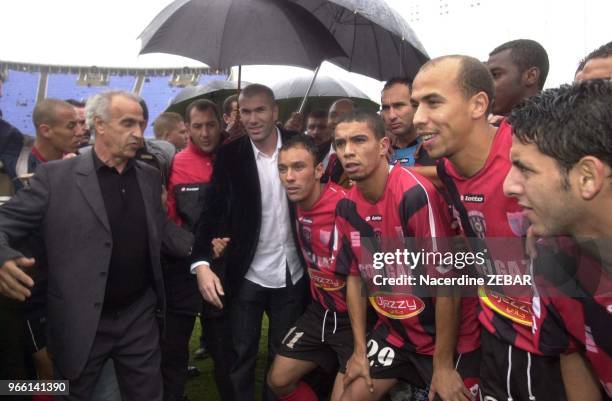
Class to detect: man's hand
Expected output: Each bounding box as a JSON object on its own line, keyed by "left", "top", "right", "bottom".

{"left": 343, "top": 351, "right": 373, "bottom": 393}
{"left": 212, "top": 237, "right": 230, "bottom": 259}
{"left": 429, "top": 367, "right": 473, "bottom": 401}
{"left": 284, "top": 112, "right": 304, "bottom": 133}
{"left": 0, "top": 257, "right": 35, "bottom": 301}
{"left": 195, "top": 264, "right": 224, "bottom": 309}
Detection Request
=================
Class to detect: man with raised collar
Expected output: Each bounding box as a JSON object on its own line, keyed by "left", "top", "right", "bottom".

{"left": 192, "top": 83, "right": 307, "bottom": 401}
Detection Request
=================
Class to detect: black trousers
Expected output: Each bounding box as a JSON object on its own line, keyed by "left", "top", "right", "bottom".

{"left": 160, "top": 312, "right": 196, "bottom": 401}
{"left": 55, "top": 288, "right": 162, "bottom": 401}
{"left": 229, "top": 275, "right": 307, "bottom": 401}
{"left": 202, "top": 314, "right": 235, "bottom": 401}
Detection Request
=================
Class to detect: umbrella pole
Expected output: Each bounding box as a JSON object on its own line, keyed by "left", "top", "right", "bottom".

{"left": 297, "top": 65, "right": 321, "bottom": 114}
{"left": 237, "top": 65, "right": 242, "bottom": 96}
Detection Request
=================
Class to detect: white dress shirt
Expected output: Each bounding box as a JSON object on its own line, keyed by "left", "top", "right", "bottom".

{"left": 191, "top": 129, "right": 302, "bottom": 288}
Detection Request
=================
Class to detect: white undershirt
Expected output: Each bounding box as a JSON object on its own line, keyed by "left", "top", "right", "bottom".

{"left": 191, "top": 129, "right": 302, "bottom": 288}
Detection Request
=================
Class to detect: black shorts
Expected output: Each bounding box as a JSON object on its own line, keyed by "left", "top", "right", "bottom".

{"left": 480, "top": 329, "right": 567, "bottom": 401}
{"left": 367, "top": 327, "right": 480, "bottom": 398}
{"left": 277, "top": 303, "right": 353, "bottom": 373}
{"left": 24, "top": 309, "right": 47, "bottom": 354}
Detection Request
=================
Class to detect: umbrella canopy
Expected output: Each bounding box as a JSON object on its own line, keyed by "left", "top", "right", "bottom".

{"left": 289, "top": 0, "right": 429, "bottom": 80}
{"left": 139, "top": 0, "right": 347, "bottom": 70}
{"left": 271, "top": 74, "right": 378, "bottom": 123}
{"left": 165, "top": 80, "right": 248, "bottom": 117}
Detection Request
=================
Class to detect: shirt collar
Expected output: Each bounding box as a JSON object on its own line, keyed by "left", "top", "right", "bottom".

{"left": 250, "top": 127, "right": 282, "bottom": 160}
{"left": 92, "top": 149, "right": 135, "bottom": 173}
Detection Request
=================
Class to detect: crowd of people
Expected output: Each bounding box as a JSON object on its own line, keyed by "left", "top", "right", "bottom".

{"left": 0, "top": 38, "right": 610, "bottom": 401}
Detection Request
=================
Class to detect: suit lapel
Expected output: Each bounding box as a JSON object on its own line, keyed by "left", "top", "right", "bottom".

{"left": 75, "top": 154, "right": 111, "bottom": 232}
{"left": 134, "top": 163, "right": 156, "bottom": 236}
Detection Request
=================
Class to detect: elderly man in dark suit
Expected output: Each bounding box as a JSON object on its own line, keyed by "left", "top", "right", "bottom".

{"left": 192, "top": 83, "right": 307, "bottom": 401}
{"left": 0, "top": 90, "right": 192, "bottom": 401}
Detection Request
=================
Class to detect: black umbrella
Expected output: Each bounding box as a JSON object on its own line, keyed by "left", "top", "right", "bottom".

{"left": 271, "top": 74, "right": 378, "bottom": 122}
{"left": 138, "top": 0, "right": 347, "bottom": 71}
{"left": 289, "top": 0, "right": 429, "bottom": 81}
{"left": 165, "top": 80, "right": 252, "bottom": 117}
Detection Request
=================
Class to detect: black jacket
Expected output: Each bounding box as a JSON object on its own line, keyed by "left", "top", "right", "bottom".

{"left": 192, "top": 129, "right": 305, "bottom": 304}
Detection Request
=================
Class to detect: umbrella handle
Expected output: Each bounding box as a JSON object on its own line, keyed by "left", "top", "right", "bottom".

{"left": 297, "top": 65, "right": 321, "bottom": 114}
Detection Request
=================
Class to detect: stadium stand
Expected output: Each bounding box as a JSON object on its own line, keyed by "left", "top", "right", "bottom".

{"left": 0, "top": 62, "right": 228, "bottom": 137}
{"left": 0, "top": 68, "right": 39, "bottom": 135}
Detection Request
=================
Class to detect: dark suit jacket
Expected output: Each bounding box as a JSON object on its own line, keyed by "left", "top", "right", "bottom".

{"left": 192, "top": 129, "right": 304, "bottom": 302}
{"left": 0, "top": 153, "right": 193, "bottom": 380}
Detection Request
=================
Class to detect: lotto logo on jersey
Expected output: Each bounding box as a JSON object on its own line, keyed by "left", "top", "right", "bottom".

{"left": 369, "top": 293, "right": 425, "bottom": 320}
{"left": 308, "top": 268, "right": 345, "bottom": 291}
{"left": 299, "top": 216, "right": 313, "bottom": 225}
{"left": 461, "top": 193, "right": 485, "bottom": 203}
{"left": 365, "top": 215, "right": 383, "bottom": 222}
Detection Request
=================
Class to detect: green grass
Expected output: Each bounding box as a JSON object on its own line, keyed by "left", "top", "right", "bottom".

{"left": 185, "top": 314, "right": 269, "bottom": 401}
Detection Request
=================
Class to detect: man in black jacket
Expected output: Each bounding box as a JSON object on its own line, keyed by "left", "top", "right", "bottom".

{"left": 192, "top": 84, "right": 307, "bottom": 401}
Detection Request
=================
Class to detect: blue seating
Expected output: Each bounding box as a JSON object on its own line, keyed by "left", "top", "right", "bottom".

{"left": 0, "top": 69, "right": 40, "bottom": 135}
{"left": 1, "top": 68, "right": 227, "bottom": 138}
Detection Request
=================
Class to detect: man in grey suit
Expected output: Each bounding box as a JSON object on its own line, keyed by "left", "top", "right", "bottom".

{"left": 0, "top": 90, "right": 192, "bottom": 401}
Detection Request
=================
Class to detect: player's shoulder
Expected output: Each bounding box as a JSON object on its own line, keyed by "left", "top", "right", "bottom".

{"left": 392, "top": 165, "right": 438, "bottom": 195}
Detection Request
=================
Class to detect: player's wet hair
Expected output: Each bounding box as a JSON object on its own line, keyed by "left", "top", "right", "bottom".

{"left": 336, "top": 109, "right": 386, "bottom": 139}
{"left": 279, "top": 134, "right": 321, "bottom": 165}
{"left": 509, "top": 79, "right": 612, "bottom": 173}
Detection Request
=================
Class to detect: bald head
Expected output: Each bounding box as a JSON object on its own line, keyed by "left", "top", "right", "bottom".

{"left": 32, "top": 98, "right": 81, "bottom": 158}
{"left": 420, "top": 55, "right": 495, "bottom": 115}
{"left": 328, "top": 98, "right": 354, "bottom": 135}
{"left": 33, "top": 99, "right": 76, "bottom": 132}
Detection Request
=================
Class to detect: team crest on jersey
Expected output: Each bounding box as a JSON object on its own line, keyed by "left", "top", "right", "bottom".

{"left": 369, "top": 293, "right": 425, "bottom": 319}
{"left": 468, "top": 211, "right": 487, "bottom": 239}
{"left": 506, "top": 211, "right": 528, "bottom": 237}
{"left": 319, "top": 230, "right": 331, "bottom": 246}
{"left": 461, "top": 193, "right": 485, "bottom": 203}
{"left": 479, "top": 286, "right": 532, "bottom": 327}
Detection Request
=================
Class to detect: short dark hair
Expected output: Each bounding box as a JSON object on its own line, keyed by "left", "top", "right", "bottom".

{"left": 185, "top": 99, "right": 221, "bottom": 124}
{"left": 509, "top": 79, "right": 612, "bottom": 172}
{"left": 279, "top": 135, "right": 320, "bottom": 165}
{"left": 65, "top": 99, "right": 86, "bottom": 108}
{"left": 223, "top": 94, "right": 238, "bottom": 116}
{"left": 490, "top": 39, "right": 549, "bottom": 89}
{"left": 382, "top": 77, "right": 412, "bottom": 92}
{"left": 239, "top": 84, "right": 275, "bottom": 105}
{"left": 307, "top": 109, "right": 327, "bottom": 120}
{"left": 576, "top": 41, "right": 612, "bottom": 74}
{"left": 336, "top": 109, "right": 386, "bottom": 139}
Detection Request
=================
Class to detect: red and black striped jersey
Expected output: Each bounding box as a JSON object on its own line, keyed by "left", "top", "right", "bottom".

{"left": 531, "top": 240, "right": 612, "bottom": 397}
{"left": 296, "top": 182, "right": 348, "bottom": 312}
{"left": 333, "top": 165, "right": 480, "bottom": 355}
{"left": 437, "top": 120, "right": 537, "bottom": 353}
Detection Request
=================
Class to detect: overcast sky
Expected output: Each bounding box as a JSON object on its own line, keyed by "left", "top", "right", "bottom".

{"left": 1, "top": 0, "right": 610, "bottom": 101}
